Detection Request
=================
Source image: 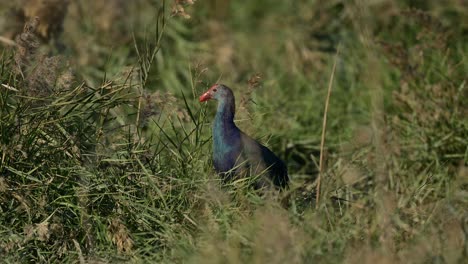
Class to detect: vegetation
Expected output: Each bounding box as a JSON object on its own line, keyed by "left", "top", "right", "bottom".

{"left": 0, "top": 0, "right": 466, "bottom": 263}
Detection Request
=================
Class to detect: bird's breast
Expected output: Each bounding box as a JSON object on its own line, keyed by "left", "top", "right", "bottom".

{"left": 212, "top": 124, "right": 241, "bottom": 173}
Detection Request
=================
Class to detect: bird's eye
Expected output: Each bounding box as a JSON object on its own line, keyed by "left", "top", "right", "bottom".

{"left": 213, "top": 88, "right": 217, "bottom": 92}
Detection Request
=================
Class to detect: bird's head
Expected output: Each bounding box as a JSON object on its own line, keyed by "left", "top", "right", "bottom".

{"left": 199, "top": 84, "right": 232, "bottom": 102}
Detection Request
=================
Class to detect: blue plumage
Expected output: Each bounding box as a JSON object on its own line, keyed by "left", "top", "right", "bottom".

{"left": 199, "top": 84, "right": 289, "bottom": 189}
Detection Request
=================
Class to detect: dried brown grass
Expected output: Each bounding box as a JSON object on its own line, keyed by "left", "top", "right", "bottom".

{"left": 13, "top": 17, "right": 74, "bottom": 97}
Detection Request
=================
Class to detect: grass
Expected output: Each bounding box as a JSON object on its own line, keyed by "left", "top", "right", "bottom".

{"left": 0, "top": 0, "right": 467, "bottom": 263}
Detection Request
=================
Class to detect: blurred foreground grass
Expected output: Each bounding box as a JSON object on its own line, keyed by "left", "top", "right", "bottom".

{"left": 0, "top": 0, "right": 467, "bottom": 263}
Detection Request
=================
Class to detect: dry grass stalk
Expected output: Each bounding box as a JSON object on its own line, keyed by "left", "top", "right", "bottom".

{"left": 72, "top": 239, "right": 86, "bottom": 264}
{"left": 0, "top": 36, "right": 16, "bottom": 46}
{"left": 315, "top": 45, "right": 340, "bottom": 208}
{"left": 237, "top": 73, "right": 262, "bottom": 125}
{"left": 351, "top": 0, "right": 397, "bottom": 256}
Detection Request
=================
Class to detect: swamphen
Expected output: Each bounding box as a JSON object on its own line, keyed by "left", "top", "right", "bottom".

{"left": 199, "top": 84, "right": 289, "bottom": 189}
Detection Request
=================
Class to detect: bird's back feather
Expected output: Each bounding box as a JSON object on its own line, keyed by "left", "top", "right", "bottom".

{"left": 240, "top": 132, "right": 289, "bottom": 188}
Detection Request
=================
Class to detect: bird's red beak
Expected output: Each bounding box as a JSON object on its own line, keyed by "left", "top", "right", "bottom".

{"left": 199, "top": 91, "right": 212, "bottom": 102}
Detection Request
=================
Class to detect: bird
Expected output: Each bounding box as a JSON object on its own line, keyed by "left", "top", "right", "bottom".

{"left": 199, "top": 84, "right": 289, "bottom": 189}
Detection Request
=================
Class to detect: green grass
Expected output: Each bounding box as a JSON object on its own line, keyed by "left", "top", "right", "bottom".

{"left": 0, "top": 0, "right": 467, "bottom": 263}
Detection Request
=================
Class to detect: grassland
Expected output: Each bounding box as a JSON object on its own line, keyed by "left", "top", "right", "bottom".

{"left": 0, "top": 0, "right": 467, "bottom": 263}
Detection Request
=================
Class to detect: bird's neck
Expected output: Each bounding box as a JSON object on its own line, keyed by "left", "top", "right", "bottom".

{"left": 214, "top": 97, "right": 236, "bottom": 130}
{"left": 212, "top": 96, "right": 241, "bottom": 173}
{"left": 213, "top": 96, "right": 240, "bottom": 152}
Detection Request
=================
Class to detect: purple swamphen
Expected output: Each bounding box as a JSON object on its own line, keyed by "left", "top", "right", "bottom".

{"left": 199, "top": 84, "right": 289, "bottom": 189}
